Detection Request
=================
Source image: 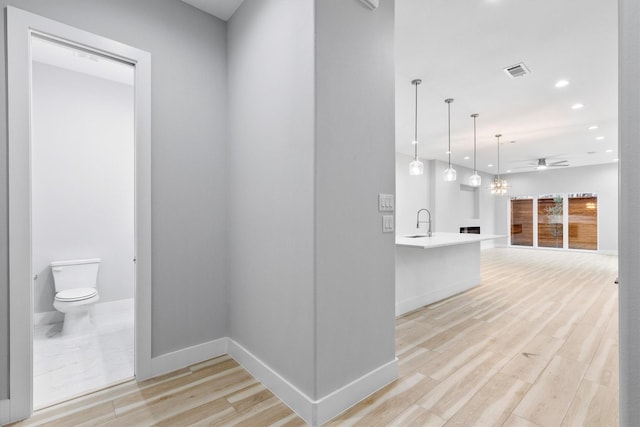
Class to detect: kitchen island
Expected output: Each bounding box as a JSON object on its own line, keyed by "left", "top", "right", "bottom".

{"left": 395, "top": 232, "right": 503, "bottom": 316}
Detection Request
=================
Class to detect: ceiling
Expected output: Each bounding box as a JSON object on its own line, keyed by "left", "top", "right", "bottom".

{"left": 185, "top": 0, "right": 618, "bottom": 175}
{"left": 396, "top": 0, "right": 618, "bottom": 174}
{"left": 181, "top": 0, "right": 244, "bottom": 21}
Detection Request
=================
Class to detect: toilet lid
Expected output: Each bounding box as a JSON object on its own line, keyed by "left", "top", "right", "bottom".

{"left": 56, "top": 288, "right": 98, "bottom": 302}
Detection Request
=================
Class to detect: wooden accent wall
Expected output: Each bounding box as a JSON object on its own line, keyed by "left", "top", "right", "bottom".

{"left": 538, "top": 198, "right": 564, "bottom": 248}
{"left": 568, "top": 196, "right": 598, "bottom": 250}
{"left": 511, "top": 199, "right": 533, "bottom": 246}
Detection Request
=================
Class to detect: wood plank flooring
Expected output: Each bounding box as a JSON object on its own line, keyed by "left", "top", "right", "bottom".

{"left": 9, "top": 248, "right": 619, "bottom": 426}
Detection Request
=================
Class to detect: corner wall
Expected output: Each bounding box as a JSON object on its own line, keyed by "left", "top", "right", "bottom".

{"left": 228, "top": 0, "right": 397, "bottom": 424}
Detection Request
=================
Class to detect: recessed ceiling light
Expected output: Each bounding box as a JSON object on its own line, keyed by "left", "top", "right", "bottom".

{"left": 446, "top": 150, "right": 451, "bottom": 155}
{"left": 488, "top": 164, "right": 494, "bottom": 167}
{"left": 464, "top": 156, "right": 470, "bottom": 160}
{"left": 606, "top": 149, "right": 613, "bottom": 153}
{"left": 412, "top": 140, "right": 418, "bottom": 145}
{"left": 572, "top": 103, "right": 584, "bottom": 110}
{"left": 555, "top": 80, "right": 569, "bottom": 88}
{"left": 588, "top": 125, "right": 599, "bottom": 130}
{"left": 506, "top": 169, "right": 512, "bottom": 173}
{"left": 613, "top": 158, "right": 619, "bottom": 162}
{"left": 596, "top": 136, "right": 605, "bottom": 140}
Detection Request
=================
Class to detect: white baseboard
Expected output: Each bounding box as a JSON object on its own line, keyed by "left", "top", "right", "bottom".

{"left": 396, "top": 277, "right": 480, "bottom": 317}
{"left": 33, "top": 310, "right": 63, "bottom": 326}
{"left": 150, "top": 337, "right": 229, "bottom": 377}
{"left": 227, "top": 339, "right": 398, "bottom": 426}
{"left": 599, "top": 249, "right": 619, "bottom": 256}
{"left": 227, "top": 340, "right": 315, "bottom": 422}
{"left": 313, "top": 357, "right": 398, "bottom": 425}
{"left": 34, "top": 298, "right": 135, "bottom": 327}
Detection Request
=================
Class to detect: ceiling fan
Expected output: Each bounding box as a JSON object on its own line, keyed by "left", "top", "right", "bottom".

{"left": 513, "top": 158, "right": 570, "bottom": 170}
{"left": 532, "top": 158, "right": 569, "bottom": 169}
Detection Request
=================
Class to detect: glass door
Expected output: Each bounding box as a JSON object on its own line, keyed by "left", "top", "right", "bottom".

{"left": 510, "top": 198, "right": 534, "bottom": 246}
{"left": 568, "top": 195, "right": 598, "bottom": 250}
{"left": 538, "top": 196, "right": 564, "bottom": 248}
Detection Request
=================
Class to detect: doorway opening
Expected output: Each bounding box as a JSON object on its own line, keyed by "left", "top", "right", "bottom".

{"left": 6, "top": 7, "right": 151, "bottom": 423}
{"left": 30, "top": 35, "right": 135, "bottom": 409}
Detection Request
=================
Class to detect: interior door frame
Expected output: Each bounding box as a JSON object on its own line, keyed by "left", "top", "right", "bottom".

{"left": 3, "top": 6, "right": 152, "bottom": 423}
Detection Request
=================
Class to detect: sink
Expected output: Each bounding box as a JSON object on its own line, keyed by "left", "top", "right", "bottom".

{"left": 404, "top": 234, "right": 429, "bottom": 238}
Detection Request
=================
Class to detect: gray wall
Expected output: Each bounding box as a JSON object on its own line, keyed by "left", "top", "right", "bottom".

{"left": 32, "top": 63, "right": 134, "bottom": 314}
{"left": 227, "top": 0, "right": 317, "bottom": 396}
{"left": 0, "top": 0, "right": 229, "bottom": 398}
{"left": 619, "top": 0, "right": 639, "bottom": 423}
{"left": 314, "top": 0, "right": 396, "bottom": 398}
{"left": 493, "top": 162, "right": 618, "bottom": 253}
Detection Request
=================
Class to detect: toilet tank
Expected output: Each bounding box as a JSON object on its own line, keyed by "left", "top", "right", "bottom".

{"left": 50, "top": 258, "right": 101, "bottom": 292}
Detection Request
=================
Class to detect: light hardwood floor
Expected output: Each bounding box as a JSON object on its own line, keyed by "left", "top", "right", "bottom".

{"left": 9, "top": 247, "right": 618, "bottom": 427}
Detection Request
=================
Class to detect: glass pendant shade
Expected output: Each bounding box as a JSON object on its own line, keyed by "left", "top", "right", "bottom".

{"left": 443, "top": 167, "right": 456, "bottom": 181}
{"left": 409, "top": 158, "right": 424, "bottom": 176}
{"left": 469, "top": 172, "right": 482, "bottom": 187}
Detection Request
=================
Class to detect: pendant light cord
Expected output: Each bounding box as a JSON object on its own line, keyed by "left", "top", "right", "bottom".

{"left": 496, "top": 134, "right": 501, "bottom": 179}
{"left": 444, "top": 98, "right": 454, "bottom": 167}
{"left": 448, "top": 102, "right": 451, "bottom": 167}
{"left": 472, "top": 114, "right": 478, "bottom": 173}
{"left": 414, "top": 81, "right": 418, "bottom": 160}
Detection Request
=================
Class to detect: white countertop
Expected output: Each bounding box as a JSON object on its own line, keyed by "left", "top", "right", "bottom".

{"left": 396, "top": 232, "right": 505, "bottom": 249}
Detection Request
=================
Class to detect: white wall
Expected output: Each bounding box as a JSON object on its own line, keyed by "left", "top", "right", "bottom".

{"left": 431, "top": 159, "right": 496, "bottom": 235}
{"left": 396, "top": 154, "right": 496, "bottom": 239}
{"left": 493, "top": 162, "right": 618, "bottom": 253}
{"left": 31, "top": 63, "right": 134, "bottom": 314}
{"left": 395, "top": 153, "right": 430, "bottom": 235}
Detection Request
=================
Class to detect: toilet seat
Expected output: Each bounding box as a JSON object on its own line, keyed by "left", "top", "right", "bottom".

{"left": 55, "top": 287, "right": 98, "bottom": 302}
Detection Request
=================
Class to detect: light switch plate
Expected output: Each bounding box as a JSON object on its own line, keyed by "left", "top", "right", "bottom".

{"left": 382, "top": 215, "right": 394, "bottom": 233}
{"left": 379, "top": 194, "right": 394, "bottom": 212}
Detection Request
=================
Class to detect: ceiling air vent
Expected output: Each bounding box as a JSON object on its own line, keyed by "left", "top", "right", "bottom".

{"left": 504, "top": 62, "right": 530, "bottom": 79}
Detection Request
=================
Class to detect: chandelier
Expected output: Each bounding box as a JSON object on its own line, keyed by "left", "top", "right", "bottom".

{"left": 490, "top": 134, "right": 508, "bottom": 195}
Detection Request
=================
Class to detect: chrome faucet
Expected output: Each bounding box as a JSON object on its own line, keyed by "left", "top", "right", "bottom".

{"left": 416, "top": 208, "right": 432, "bottom": 237}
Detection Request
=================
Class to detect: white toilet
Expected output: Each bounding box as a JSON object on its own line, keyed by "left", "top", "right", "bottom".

{"left": 51, "top": 258, "right": 101, "bottom": 336}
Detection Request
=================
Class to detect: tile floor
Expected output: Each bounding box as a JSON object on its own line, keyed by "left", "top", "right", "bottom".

{"left": 33, "top": 298, "right": 134, "bottom": 409}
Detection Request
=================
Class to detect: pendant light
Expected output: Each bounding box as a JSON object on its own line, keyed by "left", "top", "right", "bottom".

{"left": 443, "top": 98, "right": 456, "bottom": 181}
{"left": 490, "top": 134, "right": 508, "bottom": 195}
{"left": 469, "top": 113, "right": 482, "bottom": 187}
{"left": 408, "top": 79, "right": 424, "bottom": 176}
